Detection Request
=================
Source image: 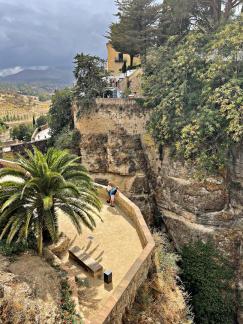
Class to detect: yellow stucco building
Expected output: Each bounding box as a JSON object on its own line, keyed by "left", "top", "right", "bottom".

{"left": 106, "top": 43, "right": 141, "bottom": 75}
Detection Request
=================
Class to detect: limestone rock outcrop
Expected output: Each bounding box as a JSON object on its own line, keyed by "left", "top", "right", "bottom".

{"left": 75, "top": 99, "right": 156, "bottom": 224}
{"left": 143, "top": 138, "right": 243, "bottom": 321}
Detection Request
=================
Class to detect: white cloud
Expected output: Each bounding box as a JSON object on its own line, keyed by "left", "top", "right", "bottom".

{"left": 29, "top": 66, "right": 49, "bottom": 71}
{"left": 0, "top": 66, "right": 23, "bottom": 77}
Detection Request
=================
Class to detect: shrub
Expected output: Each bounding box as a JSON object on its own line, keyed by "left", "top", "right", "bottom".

{"left": 144, "top": 17, "right": 243, "bottom": 175}
{"left": 53, "top": 127, "right": 81, "bottom": 154}
{"left": 11, "top": 124, "right": 33, "bottom": 142}
{"left": 0, "top": 233, "right": 37, "bottom": 256}
{"left": 60, "top": 279, "right": 81, "bottom": 323}
{"left": 181, "top": 240, "right": 235, "bottom": 324}
{"left": 36, "top": 115, "right": 48, "bottom": 127}
{"left": 125, "top": 232, "right": 193, "bottom": 324}
{"left": 0, "top": 294, "right": 38, "bottom": 323}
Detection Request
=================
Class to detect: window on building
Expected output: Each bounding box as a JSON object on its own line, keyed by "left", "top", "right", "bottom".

{"left": 116, "top": 53, "right": 123, "bottom": 62}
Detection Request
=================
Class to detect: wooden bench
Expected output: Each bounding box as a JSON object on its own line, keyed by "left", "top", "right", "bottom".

{"left": 69, "top": 246, "right": 103, "bottom": 278}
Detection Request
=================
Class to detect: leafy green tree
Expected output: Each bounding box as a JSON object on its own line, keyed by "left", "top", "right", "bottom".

{"left": 157, "top": 0, "right": 242, "bottom": 39}
{"left": 54, "top": 127, "right": 81, "bottom": 155}
{"left": 38, "top": 93, "right": 51, "bottom": 102}
{"left": 0, "top": 120, "right": 7, "bottom": 135}
{"left": 36, "top": 115, "right": 48, "bottom": 128}
{"left": 74, "top": 53, "right": 107, "bottom": 109}
{"left": 109, "top": 0, "right": 161, "bottom": 65}
{"left": 11, "top": 124, "right": 33, "bottom": 142}
{"left": 48, "top": 88, "right": 73, "bottom": 137}
{"left": 0, "top": 148, "right": 101, "bottom": 255}
{"left": 181, "top": 240, "right": 235, "bottom": 324}
{"left": 144, "top": 16, "right": 243, "bottom": 175}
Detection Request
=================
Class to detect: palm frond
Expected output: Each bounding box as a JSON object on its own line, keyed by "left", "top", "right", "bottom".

{"left": 1, "top": 193, "right": 22, "bottom": 213}
{"left": 0, "top": 147, "right": 101, "bottom": 255}
{"left": 0, "top": 168, "right": 26, "bottom": 180}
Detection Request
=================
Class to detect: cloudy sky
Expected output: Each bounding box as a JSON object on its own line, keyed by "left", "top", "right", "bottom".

{"left": 0, "top": 0, "right": 116, "bottom": 73}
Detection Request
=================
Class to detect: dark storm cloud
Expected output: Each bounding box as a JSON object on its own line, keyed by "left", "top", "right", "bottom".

{"left": 0, "top": 0, "right": 116, "bottom": 69}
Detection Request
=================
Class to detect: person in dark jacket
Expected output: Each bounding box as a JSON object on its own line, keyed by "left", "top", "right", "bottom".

{"left": 110, "top": 186, "right": 119, "bottom": 207}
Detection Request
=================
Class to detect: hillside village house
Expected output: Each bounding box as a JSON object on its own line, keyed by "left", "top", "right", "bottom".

{"left": 106, "top": 42, "right": 141, "bottom": 76}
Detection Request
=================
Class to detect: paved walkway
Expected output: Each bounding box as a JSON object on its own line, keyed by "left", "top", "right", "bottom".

{"left": 33, "top": 128, "right": 51, "bottom": 141}
{"left": 58, "top": 199, "right": 143, "bottom": 318}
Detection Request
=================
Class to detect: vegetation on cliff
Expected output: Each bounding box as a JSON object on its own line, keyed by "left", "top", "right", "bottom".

{"left": 49, "top": 88, "right": 74, "bottom": 138}
{"left": 0, "top": 148, "right": 101, "bottom": 255}
{"left": 126, "top": 233, "right": 193, "bottom": 324}
{"left": 48, "top": 88, "right": 81, "bottom": 153}
{"left": 181, "top": 241, "right": 235, "bottom": 324}
{"left": 144, "top": 14, "right": 243, "bottom": 175}
{"left": 11, "top": 124, "right": 34, "bottom": 142}
{"left": 74, "top": 53, "right": 107, "bottom": 113}
{"left": 109, "top": 0, "right": 242, "bottom": 64}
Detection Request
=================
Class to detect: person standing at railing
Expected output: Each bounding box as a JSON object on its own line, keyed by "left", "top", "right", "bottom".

{"left": 110, "top": 186, "right": 119, "bottom": 207}
{"left": 106, "top": 182, "right": 112, "bottom": 203}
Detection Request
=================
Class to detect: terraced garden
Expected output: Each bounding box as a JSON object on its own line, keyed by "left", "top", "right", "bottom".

{"left": 0, "top": 92, "right": 50, "bottom": 124}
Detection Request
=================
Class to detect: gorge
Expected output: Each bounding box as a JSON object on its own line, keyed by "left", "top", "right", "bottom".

{"left": 75, "top": 98, "right": 243, "bottom": 323}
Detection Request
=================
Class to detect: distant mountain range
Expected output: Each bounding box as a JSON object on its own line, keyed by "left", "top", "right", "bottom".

{"left": 0, "top": 67, "right": 74, "bottom": 89}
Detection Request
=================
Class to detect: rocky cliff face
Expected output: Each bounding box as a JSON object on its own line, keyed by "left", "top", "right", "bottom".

{"left": 142, "top": 136, "right": 243, "bottom": 323}
{"left": 75, "top": 99, "right": 242, "bottom": 322}
{"left": 75, "top": 99, "right": 157, "bottom": 224}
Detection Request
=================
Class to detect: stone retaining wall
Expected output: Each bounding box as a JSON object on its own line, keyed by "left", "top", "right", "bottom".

{"left": 0, "top": 139, "right": 48, "bottom": 159}
{"left": 31, "top": 124, "right": 49, "bottom": 141}
{"left": 74, "top": 99, "right": 149, "bottom": 136}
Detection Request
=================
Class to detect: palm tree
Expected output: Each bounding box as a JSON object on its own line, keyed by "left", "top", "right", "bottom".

{"left": 0, "top": 147, "right": 101, "bottom": 255}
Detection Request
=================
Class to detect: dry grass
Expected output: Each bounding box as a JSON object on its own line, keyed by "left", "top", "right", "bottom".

{"left": 0, "top": 253, "right": 61, "bottom": 324}
{"left": 0, "top": 92, "right": 50, "bottom": 123}
{"left": 125, "top": 232, "right": 193, "bottom": 324}
{"left": 0, "top": 294, "right": 40, "bottom": 324}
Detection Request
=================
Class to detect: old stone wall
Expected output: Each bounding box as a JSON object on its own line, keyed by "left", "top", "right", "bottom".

{"left": 0, "top": 139, "right": 48, "bottom": 160}
{"left": 74, "top": 99, "right": 156, "bottom": 224}
{"left": 74, "top": 99, "right": 149, "bottom": 136}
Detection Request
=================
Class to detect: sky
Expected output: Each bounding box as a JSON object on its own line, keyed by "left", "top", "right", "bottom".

{"left": 0, "top": 0, "right": 116, "bottom": 74}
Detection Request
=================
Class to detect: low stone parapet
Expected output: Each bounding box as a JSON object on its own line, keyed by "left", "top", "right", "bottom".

{"left": 90, "top": 185, "right": 155, "bottom": 324}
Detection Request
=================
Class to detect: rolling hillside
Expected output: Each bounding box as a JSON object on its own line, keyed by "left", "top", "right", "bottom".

{"left": 0, "top": 67, "right": 74, "bottom": 91}
{"left": 0, "top": 91, "right": 50, "bottom": 124}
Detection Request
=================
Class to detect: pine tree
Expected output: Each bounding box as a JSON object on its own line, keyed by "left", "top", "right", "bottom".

{"left": 156, "top": 0, "right": 243, "bottom": 42}
{"left": 73, "top": 53, "right": 107, "bottom": 113}
{"left": 108, "top": 0, "right": 161, "bottom": 66}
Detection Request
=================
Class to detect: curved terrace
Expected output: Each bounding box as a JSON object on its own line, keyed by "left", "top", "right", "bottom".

{"left": 59, "top": 186, "right": 154, "bottom": 323}
{"left": 0, "top": 159, "right": 155, "bottom": 323}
